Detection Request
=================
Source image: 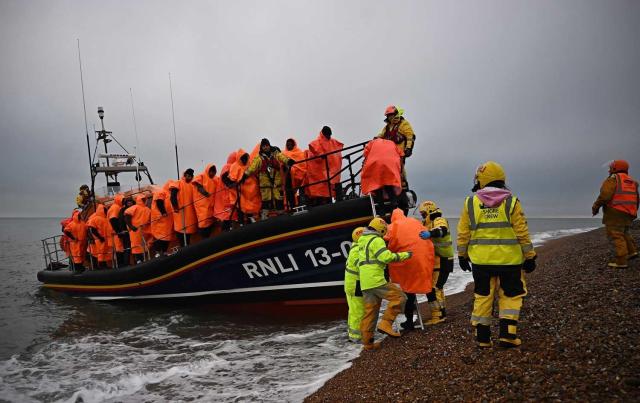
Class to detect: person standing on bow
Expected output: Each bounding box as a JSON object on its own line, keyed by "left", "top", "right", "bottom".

{"left": 377, "top": 105, "right": 415, "bottom": 191}
{"left": 125, "top": 194, "right": 152, "bottom": 265}
{"left": 193, "top": 163, "right": 219, "bottom": 238}
{"left": 305, "top": 126, "right": 344, "bottom": 206}
{"left": 592, "top": 159, "right": 638, "bottom": 268}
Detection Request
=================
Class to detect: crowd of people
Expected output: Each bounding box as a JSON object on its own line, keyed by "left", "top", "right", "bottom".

{"left": 59, "top": 105, "right": 417, "bottom": 272}
{"left": 345, "top": 159, "right": 638, "bottom": 350}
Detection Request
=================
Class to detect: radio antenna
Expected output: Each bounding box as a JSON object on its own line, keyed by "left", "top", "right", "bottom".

{"left": 77, "top": 39, "right": 94, "bottom": 202}
{"left": 129, "top": 87, "right": 142, "bottom": 162}
{"left": 169, "top": 73, "right": 181, "bottom": 179}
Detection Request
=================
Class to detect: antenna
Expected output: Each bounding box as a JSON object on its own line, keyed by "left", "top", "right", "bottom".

{"left": 129, "top": 87, "right": 142, "bottom": 162}
{"left": 169, "top": 73, "right": 180, "bottom": 179}
{"left": 77, "top": 39, "right": 94, "bottom": 202}
{"left": 168, "top": 73, "right": 187, "bottom": 246}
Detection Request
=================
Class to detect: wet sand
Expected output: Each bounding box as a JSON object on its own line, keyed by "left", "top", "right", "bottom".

{"left": 307, "top": 222, "right": 640, "bottom": 402}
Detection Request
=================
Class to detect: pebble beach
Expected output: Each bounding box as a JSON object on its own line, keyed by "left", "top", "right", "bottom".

{"left": 307, "top": 222, "right": 640, "bottom": 402}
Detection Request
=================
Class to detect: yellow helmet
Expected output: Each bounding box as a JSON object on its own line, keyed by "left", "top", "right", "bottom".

{"left": 474, "top": 161, "right": 506, "bottom": 189}
{"left": 368, "top": 217, "right": 388, "bottom": 236}
{"left": 351, "top": 227, "right": 364, "bottom": 242}
{"left": 418, "top": 200, "right": 440, "bottom": 216}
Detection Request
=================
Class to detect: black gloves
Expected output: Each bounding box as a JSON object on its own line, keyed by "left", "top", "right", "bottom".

{"left": 458, "top": 256, "right": 472, "bottom": 272}
{"left": 404, "top": 148, "right": 412, "bottom": 158}
{"left": 523, "top": 257, "right": 537, "bottom": 273}
{"left": 287, "top": 159, "right": 295, "bottom": 167}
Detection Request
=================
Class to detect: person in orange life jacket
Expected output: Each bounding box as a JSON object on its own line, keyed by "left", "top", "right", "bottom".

{"left": 125, "top": 194, "right": 152, "bottom": 264}
{"left": 305, "top": 126, "right": 343, "bottom": 206}
{"left": 63, "top": 210, "right": 87, "bottom": 273}
{"left": 245, "top": 138, "right": 294, "bottom": 216}
{"left": 151, "top": 181, "right": 175, "bottom": 257}
{"left": 108, "top": 194, "right": 130, "bottom": 267}
{"left": 592, "top": 160, "right": 639, "bottom": 268}
{"left": 87, "top": 204, "right": 111, "bottom": 269}
{"left": 217, "top": 152, "right": 238, "bottom": 231}
{"left": 360, "top": 138, "right": 403, "bottom": 215}
{"left": 193, "top": 164, "right": 219, "bottom": 238}
{"left": 282, "top": 138, "right": 307, "bottom": 208}
{"left": 377, "top": 106, "right": 415, "bottom": 191}
{"left": 170, "top": 168, "right": 197, "bottom": 246}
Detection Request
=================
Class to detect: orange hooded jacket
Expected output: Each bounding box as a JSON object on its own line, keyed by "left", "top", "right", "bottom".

{"left": 64, "top": 210, "right": 87, "bottom": 264}
{"left": 385, "top": 208, "right": 434, "bottom": 293}
{"left": 215, "top": 152, "right": 237, "bottom": 221}
{"left": 107, "top": 194, "right": 125, "bottom": 252}
{"left": 305, "top": 132, "right": 343, "bottom": 198}
{"left": 151, "top": 181, "right": 175, "bottom": 242}
{"left": 282, "top": 138, "right": 307, "bottom": 190}
{"left": 87, "top": 204, "right": 111, "bottom": 262}
{"left": 229, "top": 149, "right": 262, "bottom": 215}
{"left": 361, "top": 138, "right": 403, "bottom": 195}
{"left": 170, "top": 175, "right": 198, "bottom": 234}
{"left": 192, "top": 163, "right": 219, "bottom": 228}
{"left": 125, "top": 194, "right": 152, "bottom": 254}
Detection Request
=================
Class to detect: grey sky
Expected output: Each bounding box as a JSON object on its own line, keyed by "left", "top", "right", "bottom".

{"left": 1, "top": 0, "right": 639, "bottom": 218}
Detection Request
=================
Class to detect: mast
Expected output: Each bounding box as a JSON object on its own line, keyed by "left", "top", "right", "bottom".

{"left": 77, "top": 39, "right": 94, "bottom": 202}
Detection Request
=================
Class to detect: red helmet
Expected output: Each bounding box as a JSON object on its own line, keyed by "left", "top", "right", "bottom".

{"left": 384, "top": 105, "right": 398, "bottom": 116}
{"left": 610, "top": 160, "right": 629, "bottom": 173}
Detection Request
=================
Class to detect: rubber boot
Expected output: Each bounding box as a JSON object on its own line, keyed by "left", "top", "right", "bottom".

{"left": 401, "top": 294, "right": 416, "bottom": 330}
{"left": 628, "top": 252, "right": 638, "bottom": 260}
{"left": 377, "top": 319, "right": 401, "bottom": 338}
{"left": 607, "top": 256, "right": 629, "bottom": 269}
{"left": 361, "top": 331, "right": 381, "bottom": 351}
{"left": 475, "top": 324, "right": 492, "bottom": 348}
{"left": 424, "top": 302, "right": 446, "bottom": 325}
{"left": 498, "top": 318, "right": 522, "bottom": 348}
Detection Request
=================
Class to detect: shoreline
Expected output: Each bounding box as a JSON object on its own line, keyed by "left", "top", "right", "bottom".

{"left": 306, "top": 222, "right": 640, "bottom": 401}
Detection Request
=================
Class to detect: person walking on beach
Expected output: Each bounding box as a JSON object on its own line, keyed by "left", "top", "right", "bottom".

{"left": 592, "top": 160, "right": 639, "bottom": 268}
{"left": 418, "top": 200, "right": 454, "bottom": 325}
{"left": 344, "top": 227, "right": 365, "bottom": 342}
{"left": 457, "top": 161, "right": 536, "bottom": 348}
{"left": 358, "top": 217, "right": 412, "bottom": 350}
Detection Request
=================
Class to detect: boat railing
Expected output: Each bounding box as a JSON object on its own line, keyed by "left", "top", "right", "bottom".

{"left": 40, "top": 140, "right": 374, "bottom": 271}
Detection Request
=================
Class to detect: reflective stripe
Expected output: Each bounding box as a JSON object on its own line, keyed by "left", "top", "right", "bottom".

{"left": 505, "top": 196, "right": 513, "bottom": 223}
{"left": 349, "top": 328, "right": 361, "bottom": 335}
{"left": 611, "top": 200, "right": 637, "bottom": 205}
{"left": 467, "top": 197, "right": 476, "bottom": 230}
{"left": 364, "top": 237, "right": 375, "bottom": 263}
{"left": 433, "top": 241, "right": 452, "bottom": 247}
{"left": 471, "top": 315, "right": 491, "bottom": 325}
{"left": 468, "top": 239, "right": 520, "bottom": 245}
{"left": 345, "top": 268, "right": 358, "bottom": 275}
{"left": 499, "top": 309, "right": 520, "bottom": 317}
{"left": 476, "top": 222, "right": 512, "bottom": 229}
{"left": 374, "top": 247, "right": 389, "bottom": 259}
{"left": 359, "top": 259, "right": 382, "bottom": 266}
{"left": 521, "top": 243, "right": 534, "bottom": 253}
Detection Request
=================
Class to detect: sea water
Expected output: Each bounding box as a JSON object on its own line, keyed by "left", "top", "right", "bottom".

{"left": 0, "top": 217, "right": 598, "bottom": 402}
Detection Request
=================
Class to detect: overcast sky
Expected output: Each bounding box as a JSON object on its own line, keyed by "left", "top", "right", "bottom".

{"left": 1, "top": 0, "right": 638, "bottom": 218}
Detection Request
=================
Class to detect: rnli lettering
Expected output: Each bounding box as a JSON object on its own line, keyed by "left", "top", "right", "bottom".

{"left": 241, "top": 240, "right": 352, "bottom": 279}
{"left": 243, "top": 254, "right": 300, "bottom": 279}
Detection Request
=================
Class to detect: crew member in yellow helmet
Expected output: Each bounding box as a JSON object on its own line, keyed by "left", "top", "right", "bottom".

{"left": 344, "top": 227, "right": 365, "bottom": 342}
{"left": 377, "top": 105, "right": 415, "bottom": 191}
{"left": 457, "top": 161, "right": 536, "bottom": 348}
{"left": 358, "top": 217, "right": 412, "bottom": 350}
{"left": 418, "top": 200, "right": 454, "bottom": 326}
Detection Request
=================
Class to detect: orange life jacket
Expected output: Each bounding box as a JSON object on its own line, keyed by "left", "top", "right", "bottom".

{"left": 608, "top": 173, "right": 639, "bottom": 217}
{"left": 64, "top": 211, "right": 87, "bottom": 264}
{"left": 87, "top": 204, "right": 111, "bottom": 262}
{"left": 125, "top": 195, "right": 152, "bottom": 254}
{"left": 192, "top": 163, "right": 218, "bottom": 228}
{"left": 282, "top": 139, "right": 307, "bottom": 189}
{"left": 170, "top": 176, "right": 198, "bottom": 234}
{"left": 107, "top": 194, "right": 125, "bottom": 252}
{"left": 305, "top": 132, "right": 343, "bottom": 198}
{"left": 151, "top": 181, "right": 175, "bottom": 242}
{"left": 214, "top": 152, "right": 237, "bottom": 221}
{"left": 229, "top": 149, "right": 262, "bottom": 215}
{"left": 360, "top": 138, "right": 402, "bottom": 195}
{"left": 384, "top": 208, "right": 434, "bottom": 293}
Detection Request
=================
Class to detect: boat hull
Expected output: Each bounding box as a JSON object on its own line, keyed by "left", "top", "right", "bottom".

{"left": 38, "top": 197, "right": 374, "bottom": 304}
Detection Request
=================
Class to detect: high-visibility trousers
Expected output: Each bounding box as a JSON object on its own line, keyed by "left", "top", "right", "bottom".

{"left": 606, "top": 224, "right": 638, "bottom": 265}
{"left": 470, "top": 267, "right": 527, "bottom": 327}
{"left": 345, "top": 286, "right": 364, "bottom": 341}
{"left": 360, "top": 282, "right": 406, "bottom": 344}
